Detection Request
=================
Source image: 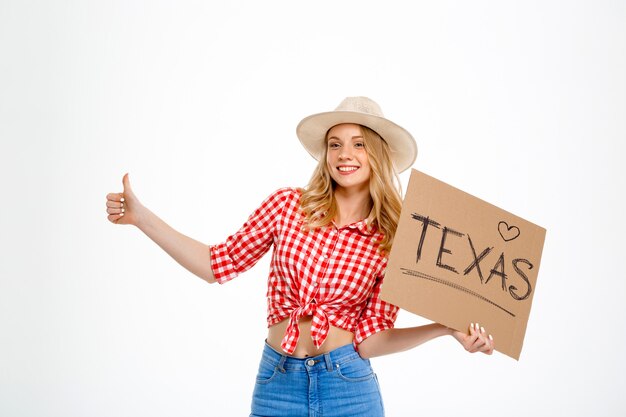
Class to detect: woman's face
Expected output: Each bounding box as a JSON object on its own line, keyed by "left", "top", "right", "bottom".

{"left": 326, "top": 123, "right": 371, "bottom": 193}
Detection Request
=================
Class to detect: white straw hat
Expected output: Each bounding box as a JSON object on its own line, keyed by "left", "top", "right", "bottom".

{"left": 296, "top": 96, "right": 417, "bottom": 173}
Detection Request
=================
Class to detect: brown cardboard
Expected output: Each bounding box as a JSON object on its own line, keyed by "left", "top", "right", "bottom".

{"left": 381, "top": 169, "right": 546, "bottom": 360}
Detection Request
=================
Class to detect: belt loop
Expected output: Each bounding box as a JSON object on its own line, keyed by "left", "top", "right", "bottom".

{"left": 277, "top": 354, "right": 287, "bottom": 373}
{"left": 324, "top": 352, "right": 333, "bottom": 372}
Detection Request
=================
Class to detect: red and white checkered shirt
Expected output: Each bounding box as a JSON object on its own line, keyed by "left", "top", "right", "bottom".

{"left": 210, "top": 188, "right": 399, "bottom": 355}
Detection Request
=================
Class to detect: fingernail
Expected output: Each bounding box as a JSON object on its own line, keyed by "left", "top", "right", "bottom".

{"left": 470, "top": 323, "right": 474, "bottom": 329}
{"left": 120, "top": 212, "right": 124, "bottom": 216}
{"left": 121, "top": 208, "right": 125, "bottom": 213}
{"left": 121, "top": 197, "right": 125, "bottom": 202}
{"left": 489, "top": 334, "right": 493, "bottom": 341}
{"left": 481, "top": 326, "right": 485, "bottom": 333}
{"left": 475, "top": 323, "right": 480, "bottom": 330}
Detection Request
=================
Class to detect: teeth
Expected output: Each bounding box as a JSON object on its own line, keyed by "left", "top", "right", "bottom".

{"left": 338, "top": 166, "right": 358, "bottom": 172}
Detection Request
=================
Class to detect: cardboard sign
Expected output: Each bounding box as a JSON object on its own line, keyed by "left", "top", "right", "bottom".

{"left": 381, "top": 169, "right": 546, "bottom": 360}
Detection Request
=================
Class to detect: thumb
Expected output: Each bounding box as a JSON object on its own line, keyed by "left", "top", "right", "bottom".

{"left": 122, "top": 173, "right": 135, "bottom": 198}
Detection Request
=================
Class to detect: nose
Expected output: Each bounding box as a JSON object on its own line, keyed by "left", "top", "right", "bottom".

{"left": 339, "top": 148, "right": 353, "bottom": 160}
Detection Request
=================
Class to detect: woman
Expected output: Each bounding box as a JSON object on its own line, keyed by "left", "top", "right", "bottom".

{"left": 106, "top": 97, "right": 494, "bottom": 416}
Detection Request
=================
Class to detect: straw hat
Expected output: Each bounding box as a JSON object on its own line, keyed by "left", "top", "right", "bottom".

{"left": 296, "top": 96, "right": 417, "bottom": 173}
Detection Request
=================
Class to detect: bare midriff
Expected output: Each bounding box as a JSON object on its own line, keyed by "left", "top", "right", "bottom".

{"left": 267, "top": 316, "right": 355, "bottom": 358}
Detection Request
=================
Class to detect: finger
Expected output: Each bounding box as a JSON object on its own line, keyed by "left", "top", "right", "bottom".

{"left": 469, "top": 325, "right": 488, "bottom": 352}
{"left": 106, "top": 200, "right": 125, "bottom": 208}
{"left": 482, "top": 334, "right": 495, "bottom": 355}
{"left": 477, "top": 325, "right": 495, "bottom": 354}
{"left": 473, "top": 334, "right": 493, "bottom": 354}
{"left": 107, "top": 213, "right": 125, "bottom": 223}
{"left": 464, "top": 323, "right": 480, "bottom": 352}
{"left": 106, "top": 192, "right": 125, "bottom": 202}
{"left": 106, "top": 206, "right": 125, "bottom": 215}
{"left": 472, "top": 326, "right": 496, "bottom": 354}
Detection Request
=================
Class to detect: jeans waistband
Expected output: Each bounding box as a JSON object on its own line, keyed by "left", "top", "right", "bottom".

{"left": 261, "top": 341, "right": 365, "bottom": 373}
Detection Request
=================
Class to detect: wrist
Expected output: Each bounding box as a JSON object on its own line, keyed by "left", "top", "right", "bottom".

{"left": 437, "top": 323, "right": 455, "bottom": 337}
{"left": 133, "top": 203, "right": 151, "bottom": 230}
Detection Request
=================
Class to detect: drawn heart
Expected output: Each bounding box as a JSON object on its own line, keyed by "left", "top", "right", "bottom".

{"left": 498, "top": 221, "right": 520, "bottom": 242}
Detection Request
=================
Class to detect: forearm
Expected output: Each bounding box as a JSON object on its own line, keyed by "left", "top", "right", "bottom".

{"left": 136, "top": 206, "right": 216, "bottom": 283}
{"left": 358, "top": 323, "right": 453, "bottom": 359}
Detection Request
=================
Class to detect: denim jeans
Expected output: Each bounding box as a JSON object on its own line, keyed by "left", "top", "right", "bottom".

{"left": 250, "top": 342, "right": 385, "bottom": 417}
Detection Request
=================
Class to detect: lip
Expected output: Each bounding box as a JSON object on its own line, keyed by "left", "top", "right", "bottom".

{"left": 336, "top": 165, "right": 360, "bottom": 175}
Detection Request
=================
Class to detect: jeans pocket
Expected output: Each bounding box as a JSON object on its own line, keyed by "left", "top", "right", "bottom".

{"left": 335, "top": 358, "right": 375, "bottom": 382}
{"left": 255, "top": 358, "right": 280, "bottom": 385}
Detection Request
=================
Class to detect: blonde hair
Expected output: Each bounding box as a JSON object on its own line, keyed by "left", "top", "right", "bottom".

{"left": 300, "top": 125, "right": 403, "bottom": 254}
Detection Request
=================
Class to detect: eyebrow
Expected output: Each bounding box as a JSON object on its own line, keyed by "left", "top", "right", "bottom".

{"left": 327, "top": 135, "right": 364, "bottom": 141}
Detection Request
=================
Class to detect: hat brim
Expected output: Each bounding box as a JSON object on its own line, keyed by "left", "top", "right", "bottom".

{"left": 296, "top": 111, "right": 417, "bottom": 173}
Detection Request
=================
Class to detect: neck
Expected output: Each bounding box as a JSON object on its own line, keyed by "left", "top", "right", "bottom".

{"left": 333, "top": 185, "right": 372, "bottom": 227}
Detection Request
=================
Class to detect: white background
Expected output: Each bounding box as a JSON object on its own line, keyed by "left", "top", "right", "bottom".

{"left": 1, "top": 1, "right": 625, "bottom": 416}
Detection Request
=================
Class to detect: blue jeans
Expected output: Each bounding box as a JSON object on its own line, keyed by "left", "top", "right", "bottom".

{"left": 250, "top": 342, "right": 385, "bottom": 417}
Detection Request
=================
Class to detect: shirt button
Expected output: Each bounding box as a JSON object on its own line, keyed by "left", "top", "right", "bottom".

{"left": 307, "top": 359, "right": 315, "bottom": 366}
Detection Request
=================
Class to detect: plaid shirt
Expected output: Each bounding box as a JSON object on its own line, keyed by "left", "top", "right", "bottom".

{"left": 210, "top": 188, "right": 399, "bottom": 355}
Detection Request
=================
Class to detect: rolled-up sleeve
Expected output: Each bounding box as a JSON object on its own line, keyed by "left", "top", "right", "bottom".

{"left": 210, "top": 188, "right": 292, "bottom": 284}
{"left": 354, "top": 273, "right": 400, "bottom": 345}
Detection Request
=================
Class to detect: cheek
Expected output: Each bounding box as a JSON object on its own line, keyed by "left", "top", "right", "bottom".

{"left": 326, "top": 149, "right": 335, "bottom": 164}
{"left": 362, "top": 160, "right": 372, "bottom": 178}
{"left": 360, "top": 153, "right": 371, "bottom": 169}
{"left": 326, "top": 160, "right": 337, "bottom": 179}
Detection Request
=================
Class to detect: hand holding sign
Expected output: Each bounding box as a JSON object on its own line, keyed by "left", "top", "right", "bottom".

{"left": 452, "top": 322, "right": 495, "bottom": 355}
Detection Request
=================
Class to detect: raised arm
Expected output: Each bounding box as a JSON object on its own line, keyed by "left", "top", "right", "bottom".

{"left": 106, "top": 173, "right": 216, "bottom": 284}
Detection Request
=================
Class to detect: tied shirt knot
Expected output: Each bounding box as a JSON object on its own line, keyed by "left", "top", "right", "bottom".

{"left": 281, "top": 299, "right": 330, "bottom": 354}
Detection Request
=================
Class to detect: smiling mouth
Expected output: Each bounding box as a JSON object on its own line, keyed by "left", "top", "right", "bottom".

{"left": 337, "top": 166, "right": 359, "bottom": 172}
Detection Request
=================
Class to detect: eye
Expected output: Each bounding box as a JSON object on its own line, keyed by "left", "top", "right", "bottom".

{"left": 328, "top": 142, "right": 340, "bottom": 149}
{"left": 354, "top": 142, "right": 365, "bottom": 148}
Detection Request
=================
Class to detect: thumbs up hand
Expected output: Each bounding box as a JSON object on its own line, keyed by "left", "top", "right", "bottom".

{"left": 106, "top": 173, "right": 144, "bottom": 226}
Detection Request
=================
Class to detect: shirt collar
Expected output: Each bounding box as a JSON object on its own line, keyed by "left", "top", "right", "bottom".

{"left": 334, "top": 218, "right": 377, "bottom": 235}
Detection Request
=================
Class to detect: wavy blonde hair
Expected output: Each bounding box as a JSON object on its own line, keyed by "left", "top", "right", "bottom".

{"left": 300, "top": 125, "right": 403, "bottom": 254}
